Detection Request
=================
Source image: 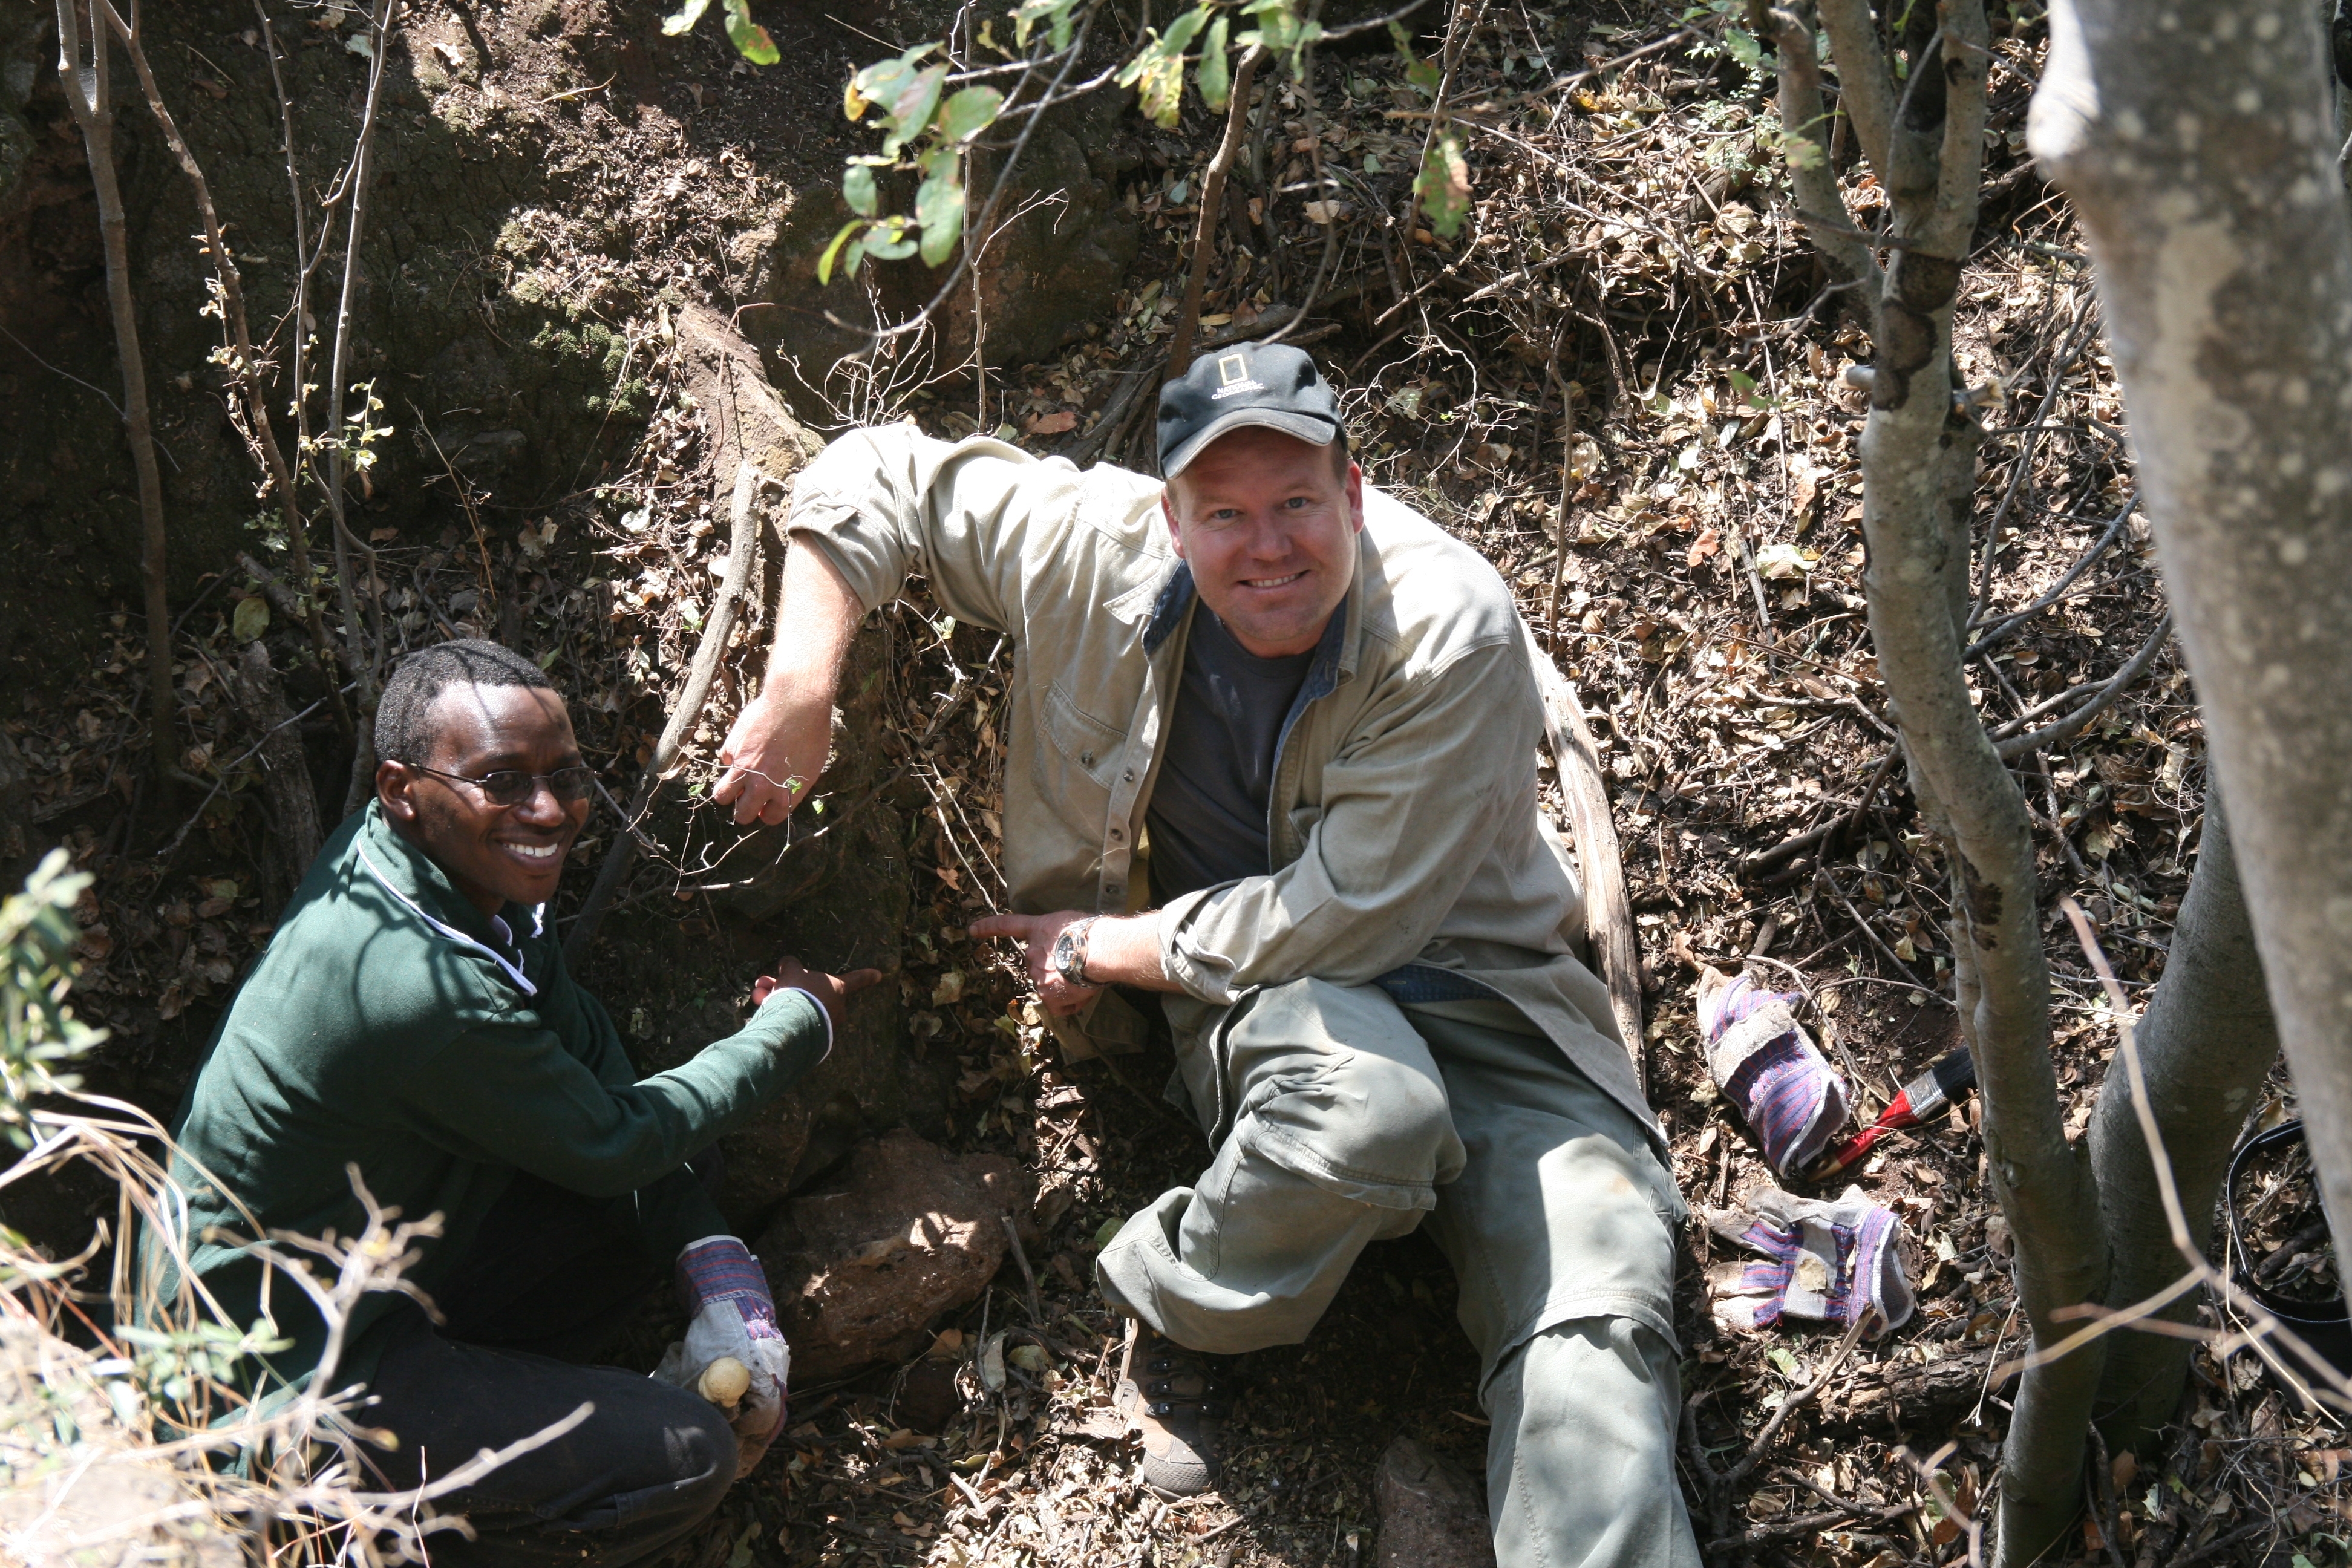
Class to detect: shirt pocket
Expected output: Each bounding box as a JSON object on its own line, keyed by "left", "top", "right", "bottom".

{"left": 1033, "top": 679, "right": 1129, "bottom": 814}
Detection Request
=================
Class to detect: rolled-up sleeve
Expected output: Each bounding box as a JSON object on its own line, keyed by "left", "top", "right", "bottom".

{"left": 1157, "top": 638, "right": 1542, "bottom": 1003}
{"left": 786, "top": 424, "right": 1086, "bottom": 635}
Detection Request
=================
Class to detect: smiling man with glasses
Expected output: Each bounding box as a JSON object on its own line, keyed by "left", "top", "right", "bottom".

{"left": 147, "top": 639, "right": 878, "bottom": 1566}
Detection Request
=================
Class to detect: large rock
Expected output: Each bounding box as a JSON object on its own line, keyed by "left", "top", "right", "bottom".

{"left": 756, "top": 1129, "right": 1036, "bottom": 1382}
{"left": 1376, "top": 1437, "right": 1495, "bottom": 1568}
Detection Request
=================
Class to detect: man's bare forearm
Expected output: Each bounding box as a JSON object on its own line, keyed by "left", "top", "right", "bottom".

{"left": 1080, "top": 913, "right": 1181, "bottom": 993}
{"left": 766, "top": 532, "right": 861, "bottom": 705}
{"left": 714, "top": 534, "right": 865, "bottom": 824}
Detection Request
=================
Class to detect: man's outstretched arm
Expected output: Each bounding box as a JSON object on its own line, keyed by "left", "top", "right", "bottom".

{"left": 970, "top": 910, "right": 1180, "bottom": 1016}
{"left": 713, "top": 539, "right": 861, "bottom": 826}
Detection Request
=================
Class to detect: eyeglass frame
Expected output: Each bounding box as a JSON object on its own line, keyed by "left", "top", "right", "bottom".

{"left": 405, "top": 762, "right": 598, "bottom": 806}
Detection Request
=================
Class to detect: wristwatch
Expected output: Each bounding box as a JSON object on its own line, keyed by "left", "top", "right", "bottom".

{"left": 1049, "top": 916, "right": 1099, "bottom": 989}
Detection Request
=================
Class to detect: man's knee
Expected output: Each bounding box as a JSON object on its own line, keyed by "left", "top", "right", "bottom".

{"left": 1243, "top": 1040, "right": 1457, "bottom": 1201}
{"left": 1231, "top": 981, "right": 1460, "bottom": 1198}
{"left": 653, "top": 1389, "right": 739, "bottom": 1521}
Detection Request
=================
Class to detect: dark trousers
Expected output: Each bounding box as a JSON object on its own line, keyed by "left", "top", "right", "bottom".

{"left": 355, "top": 1167, "right": 736, "bottom": 1567}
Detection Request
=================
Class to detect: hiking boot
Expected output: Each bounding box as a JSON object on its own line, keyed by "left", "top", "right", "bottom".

{"left": 1115, "top": 1325, "right": 1236, "bottom": 1497}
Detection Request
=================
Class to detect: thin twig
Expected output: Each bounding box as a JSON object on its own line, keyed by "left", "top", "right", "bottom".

{"left": 1991, "top": 613, "right": 2171, "bottom": 760}
{"left": 1165, "top": 46, "right": 1266, "bottom": 380}
{"left": 1721, "top": 1313, "right": 1872, "bottom": 1487}
{"left": 566, "top": 461, "right": 769, "bottom": 962}
{"left": 999, "top": 1212, "right": 1042, "bottom": 1323}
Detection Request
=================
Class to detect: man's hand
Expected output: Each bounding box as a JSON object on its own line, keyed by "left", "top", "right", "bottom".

{"left": 713, "top": 688, "right": 830, "bottom": 828}
{"left": 754, "top": 958, "right": 884, "bottom": 1033}
{"left": 969, "top": 910, "right": 1102, "bottom": 1016}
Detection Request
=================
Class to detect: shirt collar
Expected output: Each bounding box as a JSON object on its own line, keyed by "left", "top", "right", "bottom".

{"left": 1140, "top": 552, "right": 1363, "bottom": 685}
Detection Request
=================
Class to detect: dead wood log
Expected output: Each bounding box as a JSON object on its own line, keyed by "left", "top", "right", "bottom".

{"left": 1523, "top": 626, "right": 1644, "bottom": 1091}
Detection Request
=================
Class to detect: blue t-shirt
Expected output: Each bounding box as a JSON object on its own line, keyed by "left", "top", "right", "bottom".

{"left": 1145, "top": 606, "right": 1315, "bottom": 900}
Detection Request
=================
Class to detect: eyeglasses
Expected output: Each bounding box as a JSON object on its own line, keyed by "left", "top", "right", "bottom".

{"left": 411, "top": 763, "right": 598, "bottom": 806}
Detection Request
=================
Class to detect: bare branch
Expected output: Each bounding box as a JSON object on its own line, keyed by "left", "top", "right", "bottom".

{"left": 1166, "top": 47, "right": 1267, "bottom": 379}
{"left": 1815, "top": 0, "right": 1898, "bottom": 177}
{"left": 1762, "top": 7, "right": 1878, "bottom": 290}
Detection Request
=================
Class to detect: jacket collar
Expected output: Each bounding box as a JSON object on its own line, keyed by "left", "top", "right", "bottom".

{"left": 353, "top": 802, "right": 544, "bottom": 992}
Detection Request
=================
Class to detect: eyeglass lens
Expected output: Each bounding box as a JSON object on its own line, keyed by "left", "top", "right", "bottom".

{"left": 478, "top": 768, "right": 596, "bottom": 804}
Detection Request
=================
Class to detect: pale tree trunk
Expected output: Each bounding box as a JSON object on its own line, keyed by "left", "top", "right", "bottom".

{"left": 1784, "top": 0, "right": 2112, "bottom": 1557}
{"left": 2087, "top": 794, "right": 2278, "bottom": 1451}
{"left": 2032, "top": 0, "right": 2352, "bottom": 1342}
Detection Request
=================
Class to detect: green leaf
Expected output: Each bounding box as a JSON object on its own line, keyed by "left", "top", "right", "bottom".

{"left": 817, "top": 218, "right": 866, "bottom": 284}
{"left": 883, "top": 62, "right": 949, "bottom": 156}
{"left": 1094, "top": 1215, "right": 1125, "bottom": 1249}
{"left": 721, "top": 0, "right": 779, "bottom": 64}
{"left": 232, "top": 595, "right": 269, "bottom": 643}
{"left": 1197, "top": 15, "right": 1232, "bottom": 110}
{"left": 1013, "top": 0, "right": 1082, "bottom": 50}
{"left": 1241, "top": 0, "right": 1323, "bottom": 74}
{"left": 937, "top": 84, "right": 1004, "bottom": 142}
{"left": 850, "top": 44, "right": 936, "bottom": 128}
{"left": 1767, "top": 1346, "right": 1800, "bottom": 1377}
{"left": 1391, "top": 19, "right": 1441, "bottom": 94}
{"left": 843, "top": 162, "right": 879, "bottom": 217}
{"left": 1724, "top": 26, "right": 1763, "bottom": 68}
{"left": 864, "top": 218, "right": 920, "bottom": 261}
{"left": 1414, "top": 128, "right": 1471, "bottom": 238}
{"left": 662, "top": 0, "right": 713, "bottom": 36}
{"left": 916, "top": 162, "right": 965, "bottom": 267}
{"left": 1161, "top": 4, "right": 1212, "bottom": 54}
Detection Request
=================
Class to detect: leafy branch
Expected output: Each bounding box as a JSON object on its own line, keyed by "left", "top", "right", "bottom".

{"left": 662, "top": 0, "right": 779, "bottom": 65}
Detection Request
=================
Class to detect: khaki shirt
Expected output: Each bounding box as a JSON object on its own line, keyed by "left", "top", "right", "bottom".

{"left": 789, "top": 425, "right": 1656, "bottom": 1145}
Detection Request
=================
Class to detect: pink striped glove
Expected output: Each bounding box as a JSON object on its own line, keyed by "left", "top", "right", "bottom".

{"left": 654, "top": 1236, "right": 789, "bottom": 1477}
{"left": 1697, "top": 967, "right": 1851, "bottom": 1180}
{"left": 1704, "top": 1183, "right": 1915, "bottom": 1337}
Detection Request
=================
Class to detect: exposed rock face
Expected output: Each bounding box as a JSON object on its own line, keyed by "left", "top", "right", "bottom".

{"left": 755, "top": 1130, "right": 1036, "bottom": 1383}
{"left": 735, "top": 85, "right": 1143, "bottom": 415}
{"left": 1375, "top": 1437, "right": 1495, "bottom": 1568}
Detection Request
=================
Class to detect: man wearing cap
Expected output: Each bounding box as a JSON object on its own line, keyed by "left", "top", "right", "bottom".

{"left": 714, "top": 344, "right": 1696, "bottom": 1567}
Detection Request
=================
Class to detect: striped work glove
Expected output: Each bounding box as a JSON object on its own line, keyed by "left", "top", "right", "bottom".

{"left": 1697, "top": 966, "right": 1851, "bottom": 1180}
{"left": 655, "top": 1236, "right": 790, "bottom": 1478}
{"left": 1704, "top": 1183, "right": 1915, "bottom": 1337}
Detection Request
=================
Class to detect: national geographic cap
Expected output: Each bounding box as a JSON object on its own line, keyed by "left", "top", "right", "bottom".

{"left": 1157, "top": 341, "right": 1344, "bottom": 478}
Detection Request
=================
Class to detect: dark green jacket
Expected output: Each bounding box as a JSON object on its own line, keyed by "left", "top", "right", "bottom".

{"left": 145, "top": 802, "right": 827, "bottom": 1404}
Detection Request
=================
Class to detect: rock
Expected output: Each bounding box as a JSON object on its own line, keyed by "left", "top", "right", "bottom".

{"left": 736, "top": 87, "right": 1143, "bottom": 413}
{"left": 756, "top": 1129, "right": 1036, "bottom": 1382}
{"left": 1375, "top": 1436, "right": 1495, "bottom": 1568}
{"left": 671, "top": 302, "right": 823, "bottom": 503}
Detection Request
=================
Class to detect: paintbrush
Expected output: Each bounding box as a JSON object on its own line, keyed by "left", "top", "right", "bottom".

{"left": 1808, "top": 1048, "right": 1976, "bottom": 1180}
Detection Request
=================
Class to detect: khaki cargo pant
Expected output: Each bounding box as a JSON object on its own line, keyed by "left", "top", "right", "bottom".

{"left": 1097, "top": 979, "right": 1700, "bottom": 1568}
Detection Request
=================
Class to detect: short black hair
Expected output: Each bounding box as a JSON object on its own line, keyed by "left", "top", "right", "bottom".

{"left": 374, "top": 639, "right": 555, "bottom": 766}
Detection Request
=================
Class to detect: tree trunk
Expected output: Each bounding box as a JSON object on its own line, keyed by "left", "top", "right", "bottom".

{"left": 2087, "top": 793, "right": 2278, "bottom": 1452}
{"left": 2031, "top": 0, "right": 2352, "bottom": 1315}
{"left": 230, "top": 642, "right": 323, "bottom": 909}
{"left": 1792, "top": 0, "right": 2113, "bottom": 1555}
{"left": 54, "top": 0, "right": 171, "bottom": 792}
